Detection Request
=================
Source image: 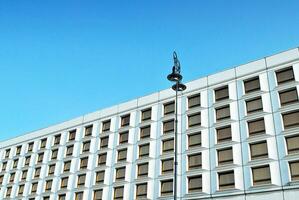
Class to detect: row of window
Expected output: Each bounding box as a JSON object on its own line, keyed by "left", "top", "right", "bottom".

{"left": 2, "top": 160, "right": 299, "bottom": 199}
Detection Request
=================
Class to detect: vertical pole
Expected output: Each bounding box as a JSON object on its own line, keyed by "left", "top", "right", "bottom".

{"left": 174, "top": 81, "right": 179, "bottom": 200}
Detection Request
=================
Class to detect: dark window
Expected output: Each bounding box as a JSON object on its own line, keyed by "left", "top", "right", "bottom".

{"left": 139, "top": 144, "right": 149, "bottom": 158}
{"left": 115, "top": 167, "right": 126, "bottom": 180}
{"left": 75, "top": 192, "right": 84, "bottom": 200}
{"left": 218, "top": 171, "right": 235, "bottom": 190}
{"left": 282, "top": 110, "right": 299, "bottom": 129}
{"left": 188, "top": 132, "right": 201, "bottom": 147}
{"left": 98, "top": 153, "right": 107, "bottom": 166}
{"left": 188, "top": 94, "right": 201, "bottom": 108}
{"left": 119, "top": 131, "right": 129, "bottom": 144}
{"left": 85, "top": 125, "right": 93, "bottom": 136}
{"left": 114, "top": 186, "right": 124, "bottom": 200}
{"left": 136, "top": 183, "right": 147, "bottom": 198}
{"left": 279, "top": 88, "right": 298, "bottom": 106}
{"left": 140, "top": 125, "right": 150, "bottom": 139}
{"left": 48, "top": 164, "right": 55, "bottom": 175}
{"left": 138, "top": 163, "right": 148, "bottom": 177}
{"left": 61, "top": 177, "right": 68, "bottom": 188}
{"left": 161, "top": 179, "right": 173, "bottom": 196}
{"left": 216, "top": 105, "right": 230, "bottom": 120}
{"left": 16, "top": 145, "right": 22, "bottom": 155}
{"left": 77, "top": 174, "right": 86, "bottom": 186}
{"left": 117, "top": 148, "right": 127, "bottom": 161}
{"left": 286, "top": 135, "right": 299, "bottom": 154}
{"left": 217, "top": 125, "right": 232, "bottom": 143}
{"left": 188, "top": 153, "right": 202, "bottom": 169}
{"left": 80, "top": 157, "right": 88, "bottom": 169}
{"left": 162, "top": 158, "right": 173, "bottom": 173}
{"left": 51, "top": 149, "right": 58, "bottom": 159}
{"left": 244, "top": 77, "right": 260, "bottom": 93}
{"left": 250, "top": 141, "right": 268, "bottom": 160}
{"left": 96, "top": 171, "right": 105, "bottom": 183}
{"left": 215, "top": 85, "right": 229, "bottom": 101}
{"left": 94, "top": 190, "right": 103, "bottom": 200}
{"left": 121, "top": 114, "right": 130, "bottom": 127}
{"left": 102, "top": 120, "right": 111, "bottom": 132}
{"left": 188, "top": 113, "right": 201, "bottom": 127}
{"left": 69, "top": 130, "right": 76, "bottom": 141}
{"left": 163, "top": 120, "right": 174, "bottom": 133}
{"left": 252, "top": 165, "right": 271, "bottom": 185}
{"left": 100, "top": 136, "right": 109, "bottom": 148}
{"left": 28, "top": 142, "right": 34, "bottom": 152}
{"left": 54, "top": 134, "right": 61, "bottom": 145}
{"left": 63, "top": 161, "right": 71, "bottom": 172}
{"left": 218, "top": 147, "right": 233, "bottom": 165}
{"left": 289, "top": 161, "right": 299, "bottom": 181}
{"left": 66, "top": 145, "right": 74, "bottom": 156}
{"left": 276, "top": 67, "right": 295, "bottom": 84}
{"left": 248, "top": 118, "right": 265, "bottom": 135}
{"left": 188, "top": 175, "right": 202, "bottom": 192}
{"left": 246, "top": 97, "right": 263, "bottom": 113}
{"left": 163, "top": 138, "right": 174, "bottom": 152}
{"left": 164, "top": 101, "right": 175, "bottom": 115}
{"left": 141, "top": 108, "right": 151, "bottom": 121}
{"left": 40, "top": 139, "right": 47, "bottom": 149}
{"left": 82, "top": 141, "right": 91, "bottom": 152}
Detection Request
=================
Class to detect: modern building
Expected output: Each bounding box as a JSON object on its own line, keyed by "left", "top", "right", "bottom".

{"left": 1, "top": 47, "right": 299, "bottom": 200}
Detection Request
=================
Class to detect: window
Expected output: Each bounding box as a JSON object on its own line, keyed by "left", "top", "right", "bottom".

{"left": 25, "top": 156, "right": 31, "bottom": 166}
{"left": 31, "top": 182, "right": 38, "bottom": 193}
{"left": 51, "top": 149, "right": 58, "bottom": 159}
{"left": 165, "top": 148, "right": 179, "bottom": 164}
{"left": 188, "top": 175, "right": 202, "bottom": 192}
{"left": 6, "top": 186, "right": 12, "bottom": 197}
{"left": 54, "top": 134, "right": 61, "bottom": 145}
{"left": 85, "top": 125, "right": 93, "bottom": 136}
{"left": 64, "top": 161, "right": 71, "bottom": 172}
{"left": 5, "top": 149, "right": 10, "bottom": 158}
{"left": 161, "top": 179, "right": 173, "bottom": 196}
{"left": 119, "top": 131, "right": 129, "bottom": 144}
{"left": 188, "top": 113, "right": 201, "bottom": 127}
{"left": 96, "top": 171, "right": 105, "bottom": 183}
{"left": 75, "top": 192, "right": 84, "bottom": 200}
{"left": 283, "top": 110, "right": 299, "bottom": 128}
{"left": 22, "top": 170, "right": 27, "bottom": 180}
{"left": 94, "top": 189, "right": 103, "bottom": 200}
{"left": 279, "top": 88, "right": 298, "bottom": 106}
{"left": 163, "top": 120, "right": 174, "bottom": 133}
{"left": 141, "top": 108, "right": 151, "bottom": 121}
{"left": 102, "top": 120, "right": 111, "bottom": 132}
{"left": 164, "top": 101, "right": 175, "bottom": 115}
{"left": 66, "top": 145, "right": 74, "bottom": 156}
{"left": 59, "top": 194, "right": 66, "bottom": 200}
{"left": 114, "top": 186, "right": 124, "bottom": 200}
{"left": 138, "top": 163, "right": 148, "bottom": 177}
{"left": 43, "top": 196, "right": 50, "bottom": 200}
{"left": 286, "top": 135, "right": 299, "bottom": 154}
{"left": 80, "top": 157, "right": 88, "bottom": 169}
{"left": 35, "top": 167, "right": 41, "bottom": 178}
{"left": 100, "top": 136, "right": 109, "bottom": 148}
{"left": 48, "top": 164, "right": 55, "bottom": 175}
{"left": 117, "top": 148, "right": 127, "bottom": 161}
{"left": 28, "top": 142, "right": 34, "bottom": 152}
{"left": 38, "top": 153, "right": 44, "bottom": 163}
{"left": 162, "top": 158, "right": 173, "bottom": 173}
{"left": 246, "top": 97, "right": 263, "bottom": 113}
{"left": 45, "top": 180, "right": 52, "bottom": 191}
{"left": 250, "top": 141, "right": 268, "bottom": 160}
{"left": 61, "top": 177, "right": 68, "bottom": 188}
{"left": 218, "top": 147, "right": 233, "bottom": 165}
{"left": 98, "top": 153, "right": 107, "bottom": 166}
{"left": 16, "top": 145, "right": 22, "bottom": 155}
{"left": 248, "top": 118, "right": 265, "bottom": 135}
{"left": 244, "top": 77, "right": 260, "bottom": 93}
{"left": 188, "top": 153, "right": 202, "bottom": 169}
{"left": 218, "top": 171, "right": 235, "bottom": 190}
{"left": 115, "top": 167, "right": 126, "bottom": 180}
{"left": 121, "top": 114, "right": 130, "bottom": 127}
{"left": 10, "top": 173, "right": 15, "bottom": 182}
{"left": 276, "top": 67, "right": 295, "bottom": 84}
{"left": 188, "top": 132, "right": 201, "bottom": 147}
{"left": 252, "top": 165, "right": 271, "bottom": 185}
{"left": 136, "top": 183, "right": 147, "bottom": 198}
{"left": 140, "top": 125, "right": 150, "bottom": 139}
{"left": 215, "top": 85, "right": 229, "bottom": 101}
{"left": 69, "top": 130, "right": 76, "bottom": 141}
{"left": 13, "top": 159, "right": 18, "bottom": 168}
{"left": 289, "top": 161, "right": 299, "bottom": 181}
{"left": 188, "top": 93, "right": 201, "bottom": 108}
{"left": 216, "top": 105, "right": 230, "bottom": 120}
{"left": 40, "top": 139, "right": 47, "bottom": 149}
{"left": 77, "top": 174, "right": 86, "bottom": 186}
{"left": 18, "top": 184, "right": 24, "bottom": 195}
{"left": 82, "top": 141, "right": 91, "bottom": 152}
{"left": 139, "top": 144, "right": 149, "bottom": 158}
{"left": 0, "top": 175, "right": 3, "bottom": 184}
{"left": 217, "top": 125, "right": 232, "bottom": 143}
{"left": 1, "top": 162, "right": 7, "bottom": 172}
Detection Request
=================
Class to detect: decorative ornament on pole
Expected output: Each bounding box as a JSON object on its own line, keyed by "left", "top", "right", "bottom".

{"left": 167, "top": 51, "right": 187, "bottom": 91}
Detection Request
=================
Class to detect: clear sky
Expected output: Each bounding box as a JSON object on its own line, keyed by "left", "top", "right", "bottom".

{"left": 1, "top": 0, "right": 299, "bottom": 141}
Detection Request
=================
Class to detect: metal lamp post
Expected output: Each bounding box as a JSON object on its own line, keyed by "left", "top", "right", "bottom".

{"left": 167, "top": 52, "right": 186, "bottom": 200}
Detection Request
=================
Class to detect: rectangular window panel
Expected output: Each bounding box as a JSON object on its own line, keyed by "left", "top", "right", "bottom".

{"left": 252, "top": 165, "right": 271, "bottom": 185}
{"left": 117, "top": 148, "right": 127, "bottom": 161}
{"left": 45, "top": 180, "right": 52, "bottom": 191}
{"left": 216, "top": 105, "right": 230, "bottom": 120}
{"left": 164, "top": 101, "right": 175, "bottom": 115}
{"left": 217, "top": 125, "right": 232, "bottom": 142}
{"left": 22, "top": 170, "right": 27, "bottom": 180}
{"left": 31, "top": 182, "right": 38, "bottom": 193}
{"left": 286, "top": 135, "right": 299, "bottom": 154}
{"left": 25, "top": 156, "right": 31, "bottom": 166}
{"left": 139, "top": 144, "right": 149, "bottom": 158}
{"left": 75, "top": 192, "right": 84, "bottom": 200}
{"left": 163, "top": 120, "right": 174, "bottom": 133}
{"left": 250, "top": 141, "right": 268, "bottom": 160}
{"left": 138, "top": 163, "right": 148, "bottom": 177}
{"left": 246, "top": 97, "right": 263, "bottom": 113}
{"left": 94, "top": 190, "right": 103, "bottom": 200}
{"left": 64, "top": 161, "right": 71, "bottom": 172}
{"left": 244, "top": 77, "right": 260, "bottom": 93}
{"left": 114, "top": 187, "right": 124, "bottom": 199}
{"left": 116, "top": 167, "right": 126, "bottom": 180}
{"left": 188, "top": 153, "right": 202, "bottom": 169}
{"left": 96, "top": 171, "right": 105, "bottom": 183}
{"left": 248, "top": 118, "right": 265, "bottom": 135}
{"left": 290, "top": 161, "right": 299, "bottom": 181}
{"left": 102, "top": 120, "right": 111, "bottom": 132}
{"left": 276, "top": 67, "right": 295, "bottom": 84}
{"left": 218, "top": 148, "right": 233, "bottom": 165}
{"left": 215, "top": 85, "right": 229, "bottom": 101}
{"left": 283, "top": 110, "right": 299, "bottom": 129}
{"left": 40, "top": 139, "right": 47, "bottom": 149}
{"left": 54, "top": 134, "right": 61, "bottom": 145}
{"left": 66, "top": 145, "right": 74, "bottom": 156}
{"left": 188, "top": 113, "right": 201, "bottom": 127}
{"left": 219, "top": 171, "right": 235, "bottom": 190}
{"left": 140, "top": 125, "right": 150, "bottom": 139}
{"left": 279, "top": 88, "right": 298, "bottom": 106}
{"left": 77, "top": 174, "right": 86, "bottom": 186}
{"left": 85, "top": 125, "right": 93, "bottom": 136}
{"left": 188, "top": 132, "right": 201, "bottom": 147}
{"left": 61, "top": 177, "right": 68, "bottom": 188}
{"left": 48, "top": 164, "right": 55, "bottom": 175}
{"left": 119, "top": 131, "right": 129, "bottom": 144}
{"left": 162, "top": 158, "right": 174, "bottom": 173}
{"left": 16, "top": 146, "right": 22, "bottom": 155}
{"left": 51, "top": 149, "right": 58, "bottom": 159}
{"left": 121, "top": 114, "right": 130, "bottom": 127}
{"left": 28, "top": 143, "right": 34, "bottom": 152}
{"left": 80, "top": 157, "right": 88, "bottom": 169}
{"left": 141, "top": 108, "right": 151, "bottom": 121}
{"left": 98, "top": 154, "right": 107, "bottom": 166}
{"left": 188, "top": 175, "right": 202, "bottom": 192}
{"left": 35, "top": 167, "right": 41, "bottom": 177}
{"left": 188, "top": 94, "right": 201, "bottom": 108}
{"left": 100, "top": 136, "right": 109, "bottom": 148}
{"left": 136, "top": 183, "right": 147, "bottom": 198}
{"left": 69, "top": 130, "right": 76, "bottom": 141}
{"left": 161, "top": 180, "right": 173, "bottom": 196}
{"left": 82, "top": 141, "right": 91, "bottom": 152}
{"left": 18, "top": 184, "right": 24, "bottom": 195}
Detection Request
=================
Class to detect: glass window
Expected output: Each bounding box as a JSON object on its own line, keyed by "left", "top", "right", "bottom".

{"left": 119, "top": 131, "right": 129, "bottom": 144}
{"left": 66, "top": 145, "right": 74, "bottom": 156}
{"left": 161, "top": 179, "right": 173, "bottom": 196}
{"left": 115, "top": 167, "right": 126, "bottom": 180}
{"left": 218, "top": 147, "right": 233, "bottom": 165}
{"left": 98, "top": 153, "right": 107, "bottom": 166}
{"left": 279, "top": 88, "right": 298, "bottom": 106}
{"left": 215, "top": 85, "right": 229, "bottom": 101}
{"left": 218, "top": 171, "right": 235, "bottom": 190}
{"left": 248, "top": 118, "right": 265, "bottom": 135}
{"left": 140, "top": 125, "right": 150, "bottom": 139}
{"left": 80, "top": 157, "right": 88, "bottom": 169}
{"left": 290, "top": 161, "right": 299, "bottom": 181}
{"left": 136, "top": 183, "right": 147, "bottom": 198}
{"left": 246, "top": 97, "right": 263, "bottom": 113}
{"left": 163, "top": 120, "right": 174, "bottom": 133}
{"left": 121, "top": 114, "right": 130, "bottom": 127}
{"left": 286, "top": 135, "right": 299, "bottom": 154}
{"left": 188, "top": 94, "right": 201, "bottom": 108}
{"left": 77, "top": 174, "right": 86, "bottom": 186}
{"left": 82, "top": 141, "right": 91, "bottom": 152}
{"left": 250, "top": 141, "right": 268, "bottom": 160}
{"left": 141, "top": 108, "right": 151, "bottom": 121}
{"left": 276, "top": 67, "right": 295, "bottom": 84}
{"left": 54, "top": 134, "right": 61, "bottom": 145}
{"left": 244, "top": 77, "right": 260, "bottom": 93}
{"left": 94, "top": 189, "right": 103, "bottom": 200}
{"left": 188, "top": 132, "right": 201, "bottom": 147}
{"left": 100, "top": 136, "right": 109, "bottom": 148}
{"left": 114, "top": 186, "right": 124, "bottom": 200}
{"left": 164, "top": 101, "right": 175, "bottom": 115}
{"left": 102, "top": 120, "right": 111, "bottom": 132}
{"left": 117, "top": 148, "right": 127, "bottom": 161}
{"left": 216, "top": 105, "right": 230, "bottom": 120}
{"left": 188, "top": 153, "right": 202, "bottom": 169}
{"left": 69, "top": 130, "right": 76, "bottom": 141}
{"left": 282, "top": 110, "right": 299, "bottom": 128}
{"left": 252, "top": 165, "right": 271, "bottom": 185}
{"left": 162, "top": 158, "right": 173, "bottom": 173}
{"left": 138, "top": 163, "right": 148, "bottom": 177}
{"left": 188, "top": 113, "right": 201, "bottom": 127}
{"left": 188, "top": 175, "right": 202, "bottom": 192}
{"left": 96, "top": 171, "right": 105, "bottom": 183}
{"left": 217, "top": 125, "right": 232, "bottom": 143}
{"left": 139, "top": 144, "right": 149, "bottom": 158}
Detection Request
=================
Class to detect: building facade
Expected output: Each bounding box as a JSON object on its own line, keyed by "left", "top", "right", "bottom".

{"left": 1, "top": 48, "right": 299, "bottom": 200}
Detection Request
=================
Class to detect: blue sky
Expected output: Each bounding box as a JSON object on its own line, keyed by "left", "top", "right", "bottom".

{"left": 0, "top": 0, "right": 299, "bottom": 141}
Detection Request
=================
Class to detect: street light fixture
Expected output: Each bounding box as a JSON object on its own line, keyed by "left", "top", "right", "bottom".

{"left": 167, "top": 51, "right": 186, "bottom": 200}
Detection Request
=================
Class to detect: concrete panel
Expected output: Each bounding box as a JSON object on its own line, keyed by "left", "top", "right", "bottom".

{"left": 266, "top": 48, "right": 299, "bottom": 68}
{"left": 246, "top": 191, "right": 283, "bottom": 200}
{"left": 118, "top": 99, "right": 138, "bottom": 113}
{"left": 208, "top": 68, "right": 236, "bottom": 86}
{"left": 236, "top": 59, "right": 266, "bottom": 78}
{"left": 185, "top": 77, "right": 208, "bottom": 93}
{"left": 137, "top": 92, "right": 159, "bottom": 107}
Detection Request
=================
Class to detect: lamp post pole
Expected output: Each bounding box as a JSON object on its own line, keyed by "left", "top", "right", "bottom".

{"left": 167, "top": 52, "right": 186, "bottom": 200}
